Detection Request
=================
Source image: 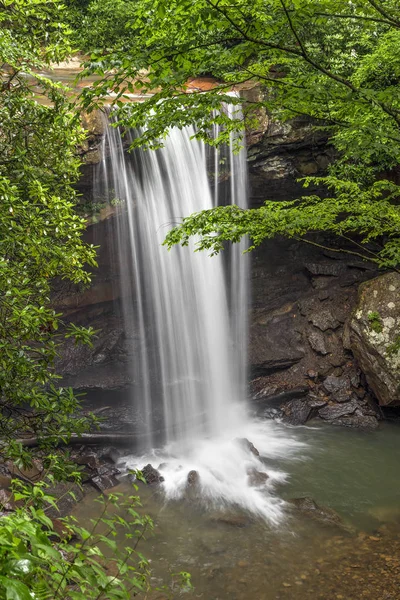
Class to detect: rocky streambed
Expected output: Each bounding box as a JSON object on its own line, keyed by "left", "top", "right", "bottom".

{"left": 69, "top": 419, "right": 400, "bottom": 600}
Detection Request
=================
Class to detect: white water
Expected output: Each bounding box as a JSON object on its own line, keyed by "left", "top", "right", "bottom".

{"left": 96, "top": 109, "right": 304, "bottom": 522}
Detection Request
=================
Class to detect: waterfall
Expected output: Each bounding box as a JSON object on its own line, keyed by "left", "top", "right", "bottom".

{"left": 95, "top": 109, "right": 303, "bottom": 522}
{"left": 97, "top": 112, "right": 248, "bottom": 448}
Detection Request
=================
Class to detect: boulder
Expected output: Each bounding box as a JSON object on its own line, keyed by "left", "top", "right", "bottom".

{"left": 249, "top": 306, "right": 304, "bottom": 376}
{"left": 90, "top": 465, "right": 120, "bottom": 492}
{"left": 308, "top": 330, "right": 328, "bottom": 355}
{"left": 347, "top": 272, "right": 400, "bottom": 405}
{"left": 235, "top": 438, "right": 260, "bottom": 456}
{"left": 322, "top": 375, "right": 352, "bottom": 402}
{"left": 46, "top": 483, "right": 84, "bottom": 518}
{"left": 333, "top": 410, "right": 379, "bottom": 431}
{"left": 288, "top": 497, "right": 350, "bottom": 530}
{"left": 281, "top": 398, "right": 313, "bottom": 425}
{"left": 318, "top": 401, "right": 358, "bottom": 420}
{"left": 247, "top": 468, "right": 269, "bottom": 486}
{"left": 141, "top": 464, "right": 164, "bottom": 485}
{"left": 309, "top": 307, "right": 341, "bottom": 332}
{"left": 187, "top": 470, "right": 200, "bottom": 486}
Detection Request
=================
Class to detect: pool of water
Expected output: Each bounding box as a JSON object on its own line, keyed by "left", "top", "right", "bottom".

{"left": 74, "top": 420, "right": 400, "bottom": 599}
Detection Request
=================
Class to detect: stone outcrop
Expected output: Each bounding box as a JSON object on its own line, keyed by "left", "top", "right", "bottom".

{"left": 55, "top": 111, "right": 397, "bottom": 428}
{"left": 347, "top": 272, "right": 400, "bottom": 406}
{"left": 248, "top": 116, "right": 335, "bottom": 205}
{"left": 79, "top": 110, "right": 106, "bottom": 165}
{"left": 249, "top": 237, "right": 382, "bottom": 429}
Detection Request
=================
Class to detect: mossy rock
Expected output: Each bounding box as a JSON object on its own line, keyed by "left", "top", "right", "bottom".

{"left": 347, "top": 272, "right": 400, "bottom": 406}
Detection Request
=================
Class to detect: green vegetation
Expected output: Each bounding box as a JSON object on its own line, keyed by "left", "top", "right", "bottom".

{"left": 0, "top": 0, "right": 97, "bottom": 466}
{"left": 388, "top": 334, "right": 400, "bottom": 356}
{"left": 0, "top": 2, "right": 158, "bottom": 598}
{"left": 2, "top": 0, "right": 400, "bottom": 596}
{"left": 0, "top": 480, "right": 154, "bottom": 599}
{"left": 367, "top": 311, "right": 383, "bottom": 333}
{"left": 77, "top": 0, "right": 400, "bottom": 269}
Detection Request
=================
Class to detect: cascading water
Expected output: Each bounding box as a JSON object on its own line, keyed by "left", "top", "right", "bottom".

{"left": 95, "top": 106, "right": 303, "bottom": 522}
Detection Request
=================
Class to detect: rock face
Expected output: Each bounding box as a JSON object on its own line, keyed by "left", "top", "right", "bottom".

{"left": 347, "top": 272, "right": 400, "bottom": 406}
{"left": 247, "top": 116, "right": 335, "bottom": 205}
{"left": 249, "top": 237, "right": 381, "bottom": 430}
{"left": 55, "top": 113, "right": 394, "bottom": 428}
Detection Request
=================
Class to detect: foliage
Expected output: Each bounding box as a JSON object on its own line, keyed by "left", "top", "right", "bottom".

{"left": 163, "top": 176, "right": 400, "bottom": 267}
{"left": 367, "top": 311, "right": 383, "bottom": 333}
{"left": 0, "top": 5, "right": 183, "bottom": 600}
{"left": 387, "top": 334, "right": 400, "bottom": 356}
{"left": 77, "top": 0, "right": 400, "bottom": 269}
{"left": 0, "top": 0, "right": 97, "bottom": 467}
{"left": 65, "top": 0, "right": 140, "bottom": 53}
{"left": 0, "top": 478, "right": 154, "bottom": 600}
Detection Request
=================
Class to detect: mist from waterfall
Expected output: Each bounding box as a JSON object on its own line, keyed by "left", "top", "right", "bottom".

{"left": 95, "top": 109, "right": 304, "bottom": 522}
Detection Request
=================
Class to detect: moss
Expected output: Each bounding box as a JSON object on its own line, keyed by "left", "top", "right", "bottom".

{"left": 387, "top": 335, "right": 400, "bottom": 356}
{"left": 367, "top": 311, "right": 383, "bottom": 334}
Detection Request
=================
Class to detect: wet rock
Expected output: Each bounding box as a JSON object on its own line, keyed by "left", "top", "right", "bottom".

{"left": 307, "top": 369, "right": 318, "bottom": 380}
{"left": 281, "top": 398, "right": 313, "bottom": 425}
{"left": 308, "top": 330, "right": 328, "bottom": 355}
{"left": 0, "top": 489, "right": 13, "bottom": 511}
{"left": 307, "top": 395, "right": 327, "bottom": 409}
{"left": 210, "top": 512, "right": 250, "bottom": 528}
{"left": 98, "top": 446, "right": 122, "bottom": 465}
{"left": 252, "top": 383, "right": 309, "bottom": 404}
{"left": 312, "top": 276, "right": 333, "bottom": 290}
{"left": 322, "top": 375, "right": 352, "bottom": 402}
{"left": 347, "top": 272, "right": 400, "bottom": 405}
{"left": 318, "top": 289, "right": 330, "bottom": 301}
{"left": 50, "top": 518, "right": 72, "bottom": 541}
{"left": 91, "top": 464, "right": 120, "bottom": 492}
{"left": 289, "top": 497, "right": 347, "bottom": 529}
{"left": 46, "top": 483, "right": 84, "bottom": 518}
{"left": 305, "top": 262, "right": 345, "bottom": 277}
{"left": 247, "top": 468, "right": 269, "bottom": 486}
{"left": 74, "top": 450, "right": 100, "bottom": 470}
{"left": 309, "top": 308, "right": 341, "bottom": 331}
{"left": 318, "top": 401, "right": 358, "bottom": 420}
{"left": 236, "top": 438, "right": 260, "bottom": 456}
{"left": 0, "top": 475, "right": 11, "bottom": 489}
{"left": 322, "top": 373, "right": 348, "bottom": 392}
{"left": 141, "top": 464, "right": 165, "bottom": 485}
{"left": 249, "top": 305, "right": 304, "bottom": 376}
{"left": 187, "top": 470, "right": 200, "bottom": 486}
{"left": 7, "top": 458, "right": 43, "bottom": 483}
{"left": 334, "top": 410, "right": 379, "bottom": 431}
{"left": 91, "top": 474, "right": 119, "bottom": 491}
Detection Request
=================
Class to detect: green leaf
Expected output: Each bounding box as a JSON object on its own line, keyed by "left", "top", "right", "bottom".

{"left": 0, "top": 578, "right": 33, "bottom": 600}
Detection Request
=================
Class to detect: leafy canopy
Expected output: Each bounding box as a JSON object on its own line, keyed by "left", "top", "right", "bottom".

{"left": 0, "top": 0, "right": 97, "bottom": 466}
{"left": 78, "top": 0, "right": 400, "bottom": 268}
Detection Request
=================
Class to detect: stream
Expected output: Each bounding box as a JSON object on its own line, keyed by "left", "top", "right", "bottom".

{"left": 74, "top": 420, "right": 400, "bottom": 599}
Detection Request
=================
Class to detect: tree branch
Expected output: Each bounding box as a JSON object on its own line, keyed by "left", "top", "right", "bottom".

{"left": 365, "top": 0, "right": 400, "bottom": 28}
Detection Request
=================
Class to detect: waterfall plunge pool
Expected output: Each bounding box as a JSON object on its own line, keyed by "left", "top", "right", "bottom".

{"left": 73, "top": 419, "right": 400, "bottom": 599}
{"left": 76, "top": 113, "right": 400, "bottom": 597}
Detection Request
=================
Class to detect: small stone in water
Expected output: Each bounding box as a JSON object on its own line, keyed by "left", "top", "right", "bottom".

{"left": 187, "top": 470, "right": 199, "bottom": 486}
{"left": 247, "top": 467, "right": 269, "bottom": 487}
{"left": 237, "top": 560, "right": 249, "bottom": 568}
{"left": 141, "top": 464, "right": 164, "bottom": 485}
{"left": 235, "top": 437, "right": 260, "bottom": 456}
